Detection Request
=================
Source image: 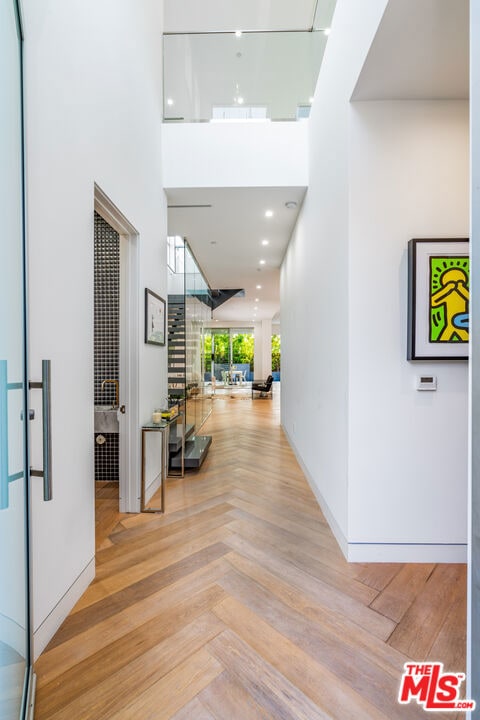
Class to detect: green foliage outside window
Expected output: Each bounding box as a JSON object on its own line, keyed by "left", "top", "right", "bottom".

{"left": 272, "top": 334, "right": 281, "bottom": 372}
{"left": 203, "top": 331, "right": 255, "bottom": 372}
{"left": 204, "top": 334, "right": 212, "bottom": 372}
{"left": 232, "top": 333, "right": 254, "bottom": 369}
{"left": 213, "top": 333, "right": 230, "bottom": 363}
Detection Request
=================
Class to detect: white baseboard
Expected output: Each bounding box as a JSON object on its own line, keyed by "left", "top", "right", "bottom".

{"left": 281, "top": 423, "right": 468, "bottom": 565}
{"left": 33, "top": 557, "right": 95, "bottom": 660}
{"left": 347, "top": 542, "right": 467, "bottom": 563}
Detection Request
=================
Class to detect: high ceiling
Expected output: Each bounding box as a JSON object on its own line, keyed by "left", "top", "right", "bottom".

{"left": 164, "top": 0, "right": 336, "bottom": 33}
{"left": 163, "top": 0, "right": 335, "bottom": 325}
{"left": 166, "top": 187, "right": 306, "bottom": 323}
{"left": 353, "top": 0, "right": 468, "bottom": 100}
{"left": 164, "top": 0, "right": 469, "bottom": 325}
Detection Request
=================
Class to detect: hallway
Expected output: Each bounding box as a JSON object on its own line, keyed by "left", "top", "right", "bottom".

{"left": 34, "top": 391, "right": 466, "bottom": 719}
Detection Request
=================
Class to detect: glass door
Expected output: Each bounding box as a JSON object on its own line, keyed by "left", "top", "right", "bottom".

{"left": 0, "top": 1, "right": 32, "bottom": 718}
{"left": 211, "top": 330, "right": 229, "bottom": 384}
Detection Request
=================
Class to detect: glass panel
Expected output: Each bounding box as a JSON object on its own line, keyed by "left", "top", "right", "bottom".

{"left": 168, "top": 238, "right": 212, "bottom": 435}
{"left": 184, "top": 246, "right": 197, "bottom": 432}
{"left": 231, "top": 332, "right": 254, "bottom": 383}
{"left": 212, "top": 331, "right": 229, "bottom": 383}
{"left": 184, "top": 245, "right": 212, "bottom": 431}
{"left": 272, "top": 333, "right": 281, "bottom": 380}
{"left": 164, "top": 30, "right": 331, "bottom": 122}
{"left": 0, "top": 1, "right": 30, "bottom": 718}
{"left": 211, "top": 329, "right": 254, "bottom": 385}
{"left": 313, "top": 0, "right": 337, "bottom": 30}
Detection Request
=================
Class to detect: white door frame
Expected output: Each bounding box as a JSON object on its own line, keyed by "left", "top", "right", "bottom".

{"left": 94, "top": 184, "right": 139, "bottom": 513}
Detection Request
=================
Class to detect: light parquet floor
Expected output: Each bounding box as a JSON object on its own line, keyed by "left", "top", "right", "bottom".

{"left": 34, "top": 388, "right": 467, "bottom": 719}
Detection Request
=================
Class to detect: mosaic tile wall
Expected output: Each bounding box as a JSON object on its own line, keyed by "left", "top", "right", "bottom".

{"left": 94, "top": 433, "right": 119, "bottom": 482}
{"left": 94, "top": 212, "right": 120, "bottom": 482}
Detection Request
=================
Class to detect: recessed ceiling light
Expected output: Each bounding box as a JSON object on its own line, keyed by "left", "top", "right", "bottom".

{"left": 256, "top": 285, "right": 262, "bottom": 289}
{"left": 265, "top": 210, "right": 273, "bottom": 218}
{"left": 285, "top": 201, "right": 297, "bottom": 209}
{"left": 255, "top": 298, "right": 259, "bottom": 302}
{"left": 167, "top": 98, "right": 174, "bottom": 106}
{"left": 261, "top": 239, "right": 269, "bottom": 246}
{"left": 259, "top": 260, "right": 266, "bottom": 265}
{"left": 323, "top": 28, "right": 331, "bottom": 35}
{"left": 235, "top": 30, "right": 242, "bottom": 37}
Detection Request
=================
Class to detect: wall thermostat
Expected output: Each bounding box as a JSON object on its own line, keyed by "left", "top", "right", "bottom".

{"left": 416, "top": 375, "right": 437, "bottom": 391}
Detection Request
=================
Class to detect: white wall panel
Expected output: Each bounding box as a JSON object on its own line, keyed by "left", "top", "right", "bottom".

{"left": 348, "top": 100, "right": 469, "bottom": 551}
{"left": 163, "top": 121, "right": 308, "bottom": 189}
{"left": 23, "top": 0, "right": 167, "bottom": 655}
{"left": 281, "top": 0, "right": 389, "bottom": 543}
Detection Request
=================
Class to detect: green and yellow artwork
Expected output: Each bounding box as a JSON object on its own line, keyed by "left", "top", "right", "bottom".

{"left": 430, "top": 256, "right": 469, "bottom": 343}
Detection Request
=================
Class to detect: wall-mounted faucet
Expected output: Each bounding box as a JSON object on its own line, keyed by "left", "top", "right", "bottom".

{"left": 101, "top": 379, "right": 119, "bottom": 408}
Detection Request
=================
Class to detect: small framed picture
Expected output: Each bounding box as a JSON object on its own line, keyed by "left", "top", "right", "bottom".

{"left": 407, "top": 238, "right": 469, "bottom": 360}
{"left": 145, "top": 288, "right": 166, "bottom": 346}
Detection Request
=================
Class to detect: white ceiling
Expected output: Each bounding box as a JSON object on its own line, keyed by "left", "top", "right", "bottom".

{"left": 164, "top": 0, "right": 336, "bottom": 33}
{"left": 164, "top": 0, "right": 469, "bottom": 325}
{"left": 166, "top": 187, "right": 306, "bottom": 322}
{"left": 353, "top": 0, "right": 469, "bottom": 100}
{"left": 163, "top": 2, "right": 335, "bottom": 324}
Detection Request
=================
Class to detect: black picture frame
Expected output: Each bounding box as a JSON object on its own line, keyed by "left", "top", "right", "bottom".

{"left": 145, "top": 288, "right": 166, "bottom": 346}
{"left": 407, "top": 238, "right": 469, "bottom": 361}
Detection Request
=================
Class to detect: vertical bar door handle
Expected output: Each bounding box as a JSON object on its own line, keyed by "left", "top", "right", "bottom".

{"left": 0, "top": 360, "right": 8, "bottom": 509}
{"left": 30, "top": 360, "right": 53, "bottom": 501}
{"left": 42, "top": 360, "right": 52, "bottom": 501}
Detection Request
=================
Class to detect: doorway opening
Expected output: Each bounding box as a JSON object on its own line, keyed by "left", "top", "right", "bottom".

{"left": 207, "top": 328, "right": 255, "bottom": 386}
{"left": 93, "top": 185, "right": 139, "bottom": 515}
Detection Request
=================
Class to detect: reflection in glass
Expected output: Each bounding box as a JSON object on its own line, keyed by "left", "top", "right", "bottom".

{"left": 164, "top": 29, "right": 333, "bottom": 122}
{"left": 168, "top": 238, "right": 212, "bottom": 436}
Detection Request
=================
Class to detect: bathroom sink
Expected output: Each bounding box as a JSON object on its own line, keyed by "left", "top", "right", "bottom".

{"left": 94, "top": 406, "right": 119, "bottom": 433}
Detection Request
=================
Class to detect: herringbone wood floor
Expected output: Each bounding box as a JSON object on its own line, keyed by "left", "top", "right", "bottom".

{"left": 34, "top": 389, "right": 467, "bottom": 719}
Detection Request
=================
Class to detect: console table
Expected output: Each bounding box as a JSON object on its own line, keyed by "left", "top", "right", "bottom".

{"left": 140, "top": 411, "right": 184, "bottom": 513}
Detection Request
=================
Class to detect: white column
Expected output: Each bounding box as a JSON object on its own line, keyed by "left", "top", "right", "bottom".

{"left": 254, "top": 319, "right": 272, "bottom": 379}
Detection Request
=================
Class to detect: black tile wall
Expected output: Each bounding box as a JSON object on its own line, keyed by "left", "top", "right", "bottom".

{"left": 94, "top": 212, "right": 120, "bottom": 482}
{"left": 94, "top": 433, "right": 119, "bottom": 481}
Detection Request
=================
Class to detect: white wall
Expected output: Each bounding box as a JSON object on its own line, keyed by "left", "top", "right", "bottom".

{"left": 23, "top": 0, "right": 166, "bottom": 656}
{"left": 162, "top": 121, "right": 308, "bottom": 189}
{"left": 281, "top": 0, "right": 469, "bottom": 562}
{"left": 281, "top": 0, "right": 389, "bottom": 547}
{"left": 348, "top": 101, "right": 469, "bottom": 560}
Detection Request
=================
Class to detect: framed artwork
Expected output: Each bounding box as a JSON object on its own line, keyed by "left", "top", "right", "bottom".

{"left": 407, "top": 238, "right": 469, "bottom": 360}
{"left": 145, "top": 288, "right": 166, "bottom": 346}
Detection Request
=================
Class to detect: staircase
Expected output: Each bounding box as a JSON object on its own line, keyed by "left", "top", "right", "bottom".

{"left": 167, "top": 295, "right": 211, "bottom": 470}
{"left": 168, "top": 298, "right": 186, "bottom": 400}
